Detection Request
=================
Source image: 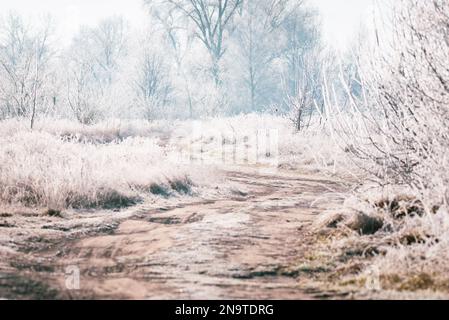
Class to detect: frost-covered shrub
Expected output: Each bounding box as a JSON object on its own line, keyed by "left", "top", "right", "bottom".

{"left": 317, "top": 0, "right": 449, "bottom": 290}
{"left": 354, "top": 0, "right": 448, "bottom": 199}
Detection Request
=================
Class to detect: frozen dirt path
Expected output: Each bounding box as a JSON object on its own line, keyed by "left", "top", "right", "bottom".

{"left": 1, "top": 168, "right": 348, "bottom": 299}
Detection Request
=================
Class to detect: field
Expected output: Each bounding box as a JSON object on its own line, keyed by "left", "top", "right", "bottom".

{"left": 0, "top": 114, "right": 448, "bottom": 299}
{"left": 1, "top": 0, "right": 448, "bottom": 301}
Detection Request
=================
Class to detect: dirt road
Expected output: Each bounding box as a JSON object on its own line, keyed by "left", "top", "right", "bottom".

{"left": 0, "top": 168, "right": 348, "bottom": 299}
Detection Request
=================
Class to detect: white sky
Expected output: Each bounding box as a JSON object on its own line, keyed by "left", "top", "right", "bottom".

{"left": 0, "top": 0, "right": 148, "bottom": 46}
{"left": 313, "top": 0, "right": 375, "bottom": 49}
{"left": 0, "top": 0, "right": 374, "bottom": 49}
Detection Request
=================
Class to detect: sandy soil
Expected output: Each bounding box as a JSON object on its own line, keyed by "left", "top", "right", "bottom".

{"left": 0, "top": 167, "right": 359, "bottom": 299}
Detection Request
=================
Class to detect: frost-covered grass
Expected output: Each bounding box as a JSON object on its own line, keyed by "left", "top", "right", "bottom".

{"left": 306, "top": 101, "right": 449, "bottom": 292}
{"left": 2, "top": 111, "right": 448, "bottom": 294}
{"left": 210, "top": 114, "right": 449, "bottom": 293}
{"left": 0, "top": 118, "right": 196, "bottom": 210}
{"left": 0, "top": 114, "right": 347, "bottom": 211}
{"left": 168, "top": 113, "right": 352, "bottom": 176}
{"left": 316, "top": 188, "right": 449, "bottom": 293}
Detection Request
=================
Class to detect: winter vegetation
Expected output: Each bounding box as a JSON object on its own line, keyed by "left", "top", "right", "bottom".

{"left": 320, "top": 0, "right": 449, "bottom": 292}
{"left": 1, "top": 0, "right": 449, "bottom": 299}
{"left": 0, "top": 0, "right": 327, "bottom": 211}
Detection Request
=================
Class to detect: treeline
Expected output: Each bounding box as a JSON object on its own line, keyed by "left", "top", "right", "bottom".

{"left": 0, "top": 0, "right": 358, "bottom": 127}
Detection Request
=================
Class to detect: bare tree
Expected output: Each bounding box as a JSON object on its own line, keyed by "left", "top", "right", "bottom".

{"left": 133, "top": 51, "right": 172, "bottom": 120}
{"left": 89, "top": 17, "right": 127, "bottom": 86}
{"left": 234, "top": 0, "right": 295, "bottom": 112}
{"left": 276, "top": 5, "right": 323, "bottom": 130}
{"left": 65, "top": 16, "right": 128, "bottom": 123}
{"left": 0, "top": 14, "right": 56, "bottom": 128}
{"left": 146, "top": 0, "right": 243, "bottom": 86}
{"left": 66, "top": 61, "right": 103, "bottom": 124}
{"left": 284, "top": 48, "right": 324, "bottom": 131}
{"left": 148, "top": 7, "right": 196, "bottom": 117}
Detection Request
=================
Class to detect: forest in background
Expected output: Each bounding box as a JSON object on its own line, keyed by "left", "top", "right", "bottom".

{"left": 0, "top": 0, "right": 361, "bottom": 127}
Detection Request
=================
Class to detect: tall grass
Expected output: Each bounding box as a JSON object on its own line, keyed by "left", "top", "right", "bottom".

{"left": 0, "top": 119, "right": 194, "bottom": 210}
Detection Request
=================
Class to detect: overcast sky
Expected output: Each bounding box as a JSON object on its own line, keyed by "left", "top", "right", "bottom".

{"left": 0, "top": 0, "right": 374, "bottom": 49}
{"left": 315, "top": 0, "right": 375, "bottom": 48}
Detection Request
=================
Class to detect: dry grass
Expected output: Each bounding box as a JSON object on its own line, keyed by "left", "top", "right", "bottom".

{"left": 0, "top": 119, "right": 197, "bottom": 211}
{"left": 1, "top": 107, "right": 448, "bottom": 295}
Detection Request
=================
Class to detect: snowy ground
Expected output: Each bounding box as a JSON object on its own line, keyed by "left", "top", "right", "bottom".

{"left": 0, "top": 115, "right": 448, "bottom": 299}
